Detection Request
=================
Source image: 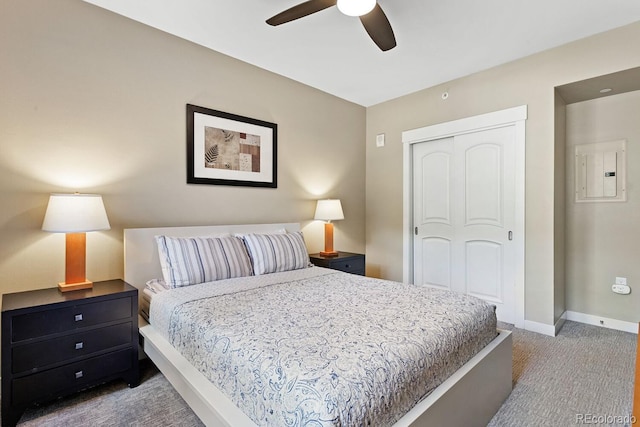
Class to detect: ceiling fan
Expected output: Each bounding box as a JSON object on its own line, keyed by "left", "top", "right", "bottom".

{"left": 266, "top": 0, "right": 396, "bottom": 51}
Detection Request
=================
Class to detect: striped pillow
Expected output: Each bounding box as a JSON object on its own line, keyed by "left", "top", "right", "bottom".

{"left": 242, "top": 231, "right": 310, "bottom": 275}
{"left": 155, "top": 235, "right": 253, "bottom": 288}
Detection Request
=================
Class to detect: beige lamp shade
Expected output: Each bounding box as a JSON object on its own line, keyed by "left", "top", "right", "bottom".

{"left": 42, "top": 193, "right": 110, "bottom": 233}
{"left": 314, "top": 199, "right": 344, "bottom": 222}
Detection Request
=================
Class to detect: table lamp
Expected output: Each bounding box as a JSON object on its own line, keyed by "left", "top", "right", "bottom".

{"left": 314, "top": 199, "right": 344, "bottom": 257}
{"left": 42, "top": 193, "right": 111, "bottom": 292}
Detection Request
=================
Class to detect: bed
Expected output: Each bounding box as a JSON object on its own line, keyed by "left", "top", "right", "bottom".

{"left": 124, "top": 223, "right": 512, "bottom": 427}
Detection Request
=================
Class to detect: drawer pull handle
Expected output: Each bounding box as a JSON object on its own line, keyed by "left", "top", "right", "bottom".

{"left": 345, "top": 264, "right": 350, "bottom": 268}
{"left": 75, "top": 370, "right": 84, "bottom": 379}
{"left": 74, "top": 314, "right": 83, "bottom": 322}
{"left": 75, "top": 342, "right": 84, "bottom": 350}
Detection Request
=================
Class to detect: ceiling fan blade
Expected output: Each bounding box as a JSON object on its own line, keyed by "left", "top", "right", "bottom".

{"left": 267, "top": 0, "right": 337, "bottom": 26}
{"left": 359, "top": 4, "right": 396, "bottom": 51}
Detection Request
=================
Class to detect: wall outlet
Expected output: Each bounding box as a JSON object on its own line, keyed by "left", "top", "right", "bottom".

{"left": 615, "top": 277, "right": 627, "bottom": 286}
{"left": 612, "top": 284, "right": 631, "bottom": 295}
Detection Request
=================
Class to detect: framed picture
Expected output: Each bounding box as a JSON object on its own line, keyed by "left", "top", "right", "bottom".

{"left": 186, "top": 104, "right": 277, "bottom": 188}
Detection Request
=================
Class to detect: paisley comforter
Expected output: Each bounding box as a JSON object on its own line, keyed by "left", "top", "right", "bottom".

{"left": 149, "top": 266, "right": 497, "bottom": 426}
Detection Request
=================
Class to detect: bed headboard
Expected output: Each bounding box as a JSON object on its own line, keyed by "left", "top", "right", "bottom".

{"left": 124, "top": 223, "right": 301, "bottom": 293}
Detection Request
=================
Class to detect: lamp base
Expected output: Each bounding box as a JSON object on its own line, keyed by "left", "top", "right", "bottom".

{"left": 58, "top": 280, "right": 93, "bottom": 292}
{"left": 321, "top": 222, "right": 339, "bottom": 258}
{"left": 319, "top": 250, "right": 339, "bottom": 257}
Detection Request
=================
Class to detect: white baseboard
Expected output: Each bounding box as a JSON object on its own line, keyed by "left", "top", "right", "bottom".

{"left": 564, "top": 311, "right": 638, "bottom": 334}
{"left": 520, "top": 312, "right": 637, "bottom": 336}
{"left": 524, "top": 320, "right": 557, "bottom": 337}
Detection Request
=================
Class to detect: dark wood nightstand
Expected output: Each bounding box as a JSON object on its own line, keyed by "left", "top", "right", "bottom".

{"left": 309, "top": 252, "right": 365, "bottom": 276}
{"left": 1, "top": 279, "right": 139, "bottom": 427}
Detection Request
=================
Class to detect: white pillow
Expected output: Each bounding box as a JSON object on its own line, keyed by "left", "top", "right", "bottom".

{"left": 145, "top": 278, "right": 169, "bottom": 293}
{"left": 241, "top": 231, "right": 310, "bottom": 275}
{"left": 155, "top": 235, "right": 253, "bottom": 288}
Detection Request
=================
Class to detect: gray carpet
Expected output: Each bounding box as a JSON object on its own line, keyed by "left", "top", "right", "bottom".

{"left": 488, "top": 321, "right": 636, "bottom": 427}
{"left": 15, "top": 321, "right": 636, "bottom": 426}
{"left": 17, "top": 358, "right": 204, "bottom": 427}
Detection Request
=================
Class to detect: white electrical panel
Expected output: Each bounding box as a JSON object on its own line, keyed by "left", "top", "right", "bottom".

{"left": 575, "top": 139, "right": 626, "bottom": 203}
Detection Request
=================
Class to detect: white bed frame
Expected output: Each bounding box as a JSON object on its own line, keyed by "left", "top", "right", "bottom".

{"left": 124, "top": 223, "right": 512, "bottom": 427}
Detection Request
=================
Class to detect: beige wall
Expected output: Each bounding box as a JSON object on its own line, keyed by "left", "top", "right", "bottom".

{"left": 0, "top": 0, "right": 366, "bottom": 295}
{"left": 565, "top": 90, "right": 640, "bottom": 323}
{"left": 366, "top": 22, "right": 640, "bottom": 326}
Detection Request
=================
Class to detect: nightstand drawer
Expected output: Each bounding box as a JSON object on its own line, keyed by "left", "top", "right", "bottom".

{"left": 12, "top": 322, "right": 133, "bottom": 374}
{"left": 309, "top": 252, "right": 366, "bottom": 276}
{"left": 330, "top": 258, "right": 365, "bottom": 274}
{"left": 12, "top": 297, "right": 133, "bottom": 342}
{"left": 12, "top": 348, "right": 134, "bottom": 406}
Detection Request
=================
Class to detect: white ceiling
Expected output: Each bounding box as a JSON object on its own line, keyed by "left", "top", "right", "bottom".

{"left": 83, "top": 0, "right": 640, "bottom": 107}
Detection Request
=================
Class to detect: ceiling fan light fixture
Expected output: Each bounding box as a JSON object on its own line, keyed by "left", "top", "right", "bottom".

{"left": 337, "top": 0, "right": 376, "bottom": 17}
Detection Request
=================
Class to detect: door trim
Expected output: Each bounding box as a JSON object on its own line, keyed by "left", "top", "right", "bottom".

{"left": 402, "top": 105, "right": 527, "bottom": 328}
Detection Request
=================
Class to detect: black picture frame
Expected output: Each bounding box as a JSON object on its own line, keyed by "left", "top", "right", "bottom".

{"left": 186, "top": 104, "right": 277, "bottom": 188}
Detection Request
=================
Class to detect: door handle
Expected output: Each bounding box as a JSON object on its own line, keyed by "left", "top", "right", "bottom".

{"left": 415, "top": 227, "right": 418, "bottom": 235}
{"left": 508, "top": 231, "right": 513, "bottom": 241}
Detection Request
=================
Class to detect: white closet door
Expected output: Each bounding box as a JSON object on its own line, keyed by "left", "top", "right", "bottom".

{"left": 413, "top": 126, "right": 516, "bottom": 324}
